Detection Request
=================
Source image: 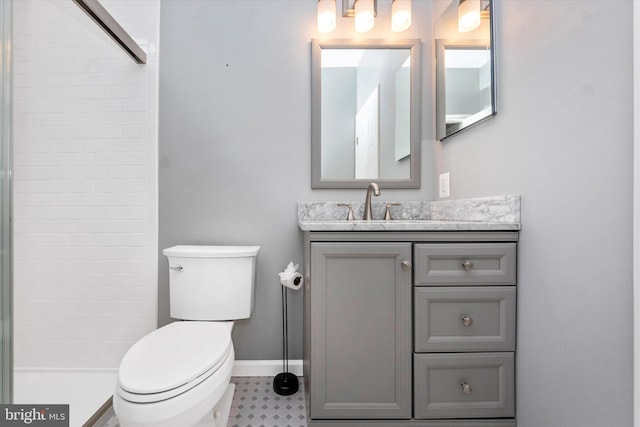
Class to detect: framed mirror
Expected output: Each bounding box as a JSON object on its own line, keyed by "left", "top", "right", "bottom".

{"left": 435, "top": 0, "right": 496, "bottom": 141}
{"left": 311, "top": 39, "right": 421, "bottom": 188}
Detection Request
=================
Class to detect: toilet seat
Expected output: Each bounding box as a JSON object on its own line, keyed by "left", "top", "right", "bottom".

{"left": 117, "top": 321, "right": 233, "bottom": 404}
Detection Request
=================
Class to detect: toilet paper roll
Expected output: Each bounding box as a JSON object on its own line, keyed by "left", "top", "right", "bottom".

{"left": 280, "top": 272, "right": 303, "bottom": 290}
{"left": 278, "top": 262, "right": 303, "bottom": 290}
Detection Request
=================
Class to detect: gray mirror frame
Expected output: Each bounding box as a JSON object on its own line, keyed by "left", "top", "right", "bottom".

{"left": 436, "top": 0, "right": 496, "bottom": 141}
{"left": 311, "top": 39, "right": 421, "bottom": 189}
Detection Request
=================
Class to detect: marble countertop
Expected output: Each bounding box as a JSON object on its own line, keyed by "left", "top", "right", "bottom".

{"left": 298, "top": 219, "right": 521, "bottom": 231}
{"left": 298, "top": 195, "right": 521, "bottom": 232}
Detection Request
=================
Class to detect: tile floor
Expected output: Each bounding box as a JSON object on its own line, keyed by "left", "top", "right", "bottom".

{"left": 228, "top": 377, "right": 306, "bottom": 427}
{"left": 102, "top": 376, "right": 307, "bottom": 427}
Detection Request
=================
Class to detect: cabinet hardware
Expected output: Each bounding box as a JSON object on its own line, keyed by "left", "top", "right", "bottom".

{"left": 462, "top": 260, "right": 474, "bottom": 270}
{"left": 401, "top": 260, "right": 412, "bottom": 271}
{"left": 461, "top": 315, "right": 473, "bottom": 327}
{"left": 460, "top": 381, "right": 472, "bottom": 394}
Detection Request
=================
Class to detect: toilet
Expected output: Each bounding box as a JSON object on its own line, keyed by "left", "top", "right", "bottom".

{"left": 113, "top": 245, "right": 260, "bottom": 427}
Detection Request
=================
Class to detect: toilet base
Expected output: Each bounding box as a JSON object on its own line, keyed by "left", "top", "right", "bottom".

{"left": 194, "top": 383, "right": 235, "bottom": 427}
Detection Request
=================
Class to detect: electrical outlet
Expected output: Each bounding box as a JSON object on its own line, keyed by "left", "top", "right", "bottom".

{"left": 439, "top": 172, "right": 450, "bottom": 198}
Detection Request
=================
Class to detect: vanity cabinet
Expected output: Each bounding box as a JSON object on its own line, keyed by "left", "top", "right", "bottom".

{"left": 303, "top": 231, "right": 518, "bottom": 427}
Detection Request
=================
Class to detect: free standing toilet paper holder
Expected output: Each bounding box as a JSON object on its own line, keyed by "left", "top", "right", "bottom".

{"left": 274, "top": 263, "right": 302, "bottom": 395}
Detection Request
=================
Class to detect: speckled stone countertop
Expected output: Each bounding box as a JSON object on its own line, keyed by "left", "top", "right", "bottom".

{"left": 298, "top": 195, "right": 521, "bottom": 232}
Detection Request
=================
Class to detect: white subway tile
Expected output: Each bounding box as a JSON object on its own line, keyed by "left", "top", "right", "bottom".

{"left": 13, "top": 0, "right": 159, "bottom": 371}
{"left": 95, "top": 152, "right": 122, "bottom": 165}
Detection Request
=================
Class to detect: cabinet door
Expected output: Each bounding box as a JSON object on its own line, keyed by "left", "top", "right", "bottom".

{"left": 309, "top": 242, "right": 412, "bottom": 419}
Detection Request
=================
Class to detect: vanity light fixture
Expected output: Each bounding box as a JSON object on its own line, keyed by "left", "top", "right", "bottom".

{"left": 317, "top": 0, "right": 337, "bottom": 33}
{"left": 318, "top": 0, "right": 411, "bottom": 33}
{"left": 391, "top": 0, "right": 411, "bottom": 32}
{"left": 458, "top": 0, "right": 481, "bottom": 33}
{"left": 354, "top": 0, "right": 375, "bottom": 32}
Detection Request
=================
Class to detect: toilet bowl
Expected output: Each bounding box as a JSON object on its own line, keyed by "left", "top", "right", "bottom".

{"left": 113, "top": 245, "right": 260, "bottom": 427}
{"left": 114, "top": 321, "right": 235, "bottom": 427}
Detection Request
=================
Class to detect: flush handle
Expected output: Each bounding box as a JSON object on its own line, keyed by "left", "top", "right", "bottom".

{"left": 462, "top": 260, "right": 474, "bottom": 271}
{"left": 170, "top": 265, "right": 183, "bottom": 272}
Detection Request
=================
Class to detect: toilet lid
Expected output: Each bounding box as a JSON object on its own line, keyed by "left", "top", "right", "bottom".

{"left": 118, "top": 321, "right": 233, "bottom": 395}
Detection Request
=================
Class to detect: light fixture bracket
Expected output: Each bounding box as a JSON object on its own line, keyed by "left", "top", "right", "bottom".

{"left": 480, "top": 0, "right": 491, "bottom": 18}
{"left": 342, "top": 0, "right": 377, "bottom": 18}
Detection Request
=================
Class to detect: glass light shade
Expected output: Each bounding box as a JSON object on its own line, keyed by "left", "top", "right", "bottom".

{"left": 458, "top": 0, "right": 481, "bottom": 33}
{"left": 391, "top": 0, "right": 411, "bottom": 32}
{"left": 354, "top": 0, "right": 374, "bottom": 33}
{"left": 317, "top": 0, "right": 336, "bottom": 33}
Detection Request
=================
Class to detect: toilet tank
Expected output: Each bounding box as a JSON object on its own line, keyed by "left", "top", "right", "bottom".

{"left": 163, "top": 245, "right": 260, "bottom": 321}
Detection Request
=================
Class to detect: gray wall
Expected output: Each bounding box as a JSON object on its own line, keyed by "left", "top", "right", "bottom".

{"left": 158, "top": 0, "right": 434, "bottom": 360}
{"left": 434, "top": 1, "right": 633, "bottom": 426}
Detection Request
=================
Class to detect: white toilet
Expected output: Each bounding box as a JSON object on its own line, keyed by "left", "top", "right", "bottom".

{"left": 113, "top": 245, "right": 260, "bottom": 427}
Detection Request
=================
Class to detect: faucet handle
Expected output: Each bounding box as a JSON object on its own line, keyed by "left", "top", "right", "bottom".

{"left": 384, "top": 203, "right": 401, "bottom": 221}
{"left": 337, "top": 203, "right": 356, "bottom": 221}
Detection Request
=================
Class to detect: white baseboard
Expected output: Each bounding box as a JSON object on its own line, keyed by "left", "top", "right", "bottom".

{"left": 14, "top": 367, "right": 118, "bottom": 375}
{"left": 231, "top": 359, "right": 303, "bottom": 377}
{"left": 15, "top": 360, "right": 304, "bottom": 379}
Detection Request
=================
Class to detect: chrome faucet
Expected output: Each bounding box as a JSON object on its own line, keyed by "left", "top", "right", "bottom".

{"left": 363, "top": 182, "right": 380, "bottom": 220}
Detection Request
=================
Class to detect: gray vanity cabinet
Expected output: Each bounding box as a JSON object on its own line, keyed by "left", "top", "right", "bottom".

{"left": 308, "top": 242, "right": 412, "bottom": 419}
{"left": 303, "top": 231, "right": 518, "bottom": 427}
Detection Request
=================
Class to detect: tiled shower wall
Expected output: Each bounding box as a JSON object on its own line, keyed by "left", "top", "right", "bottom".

{"left": 12, "top": 0, "right": 159, "bottom": 370}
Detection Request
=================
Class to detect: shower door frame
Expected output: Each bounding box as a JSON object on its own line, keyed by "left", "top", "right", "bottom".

{"left": 0, "top": 0, "right": 12, "bottom": 404}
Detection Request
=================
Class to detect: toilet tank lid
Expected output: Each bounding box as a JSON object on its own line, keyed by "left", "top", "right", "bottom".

{"left": 163, "top": 245, "right": 260, "bottom": 258}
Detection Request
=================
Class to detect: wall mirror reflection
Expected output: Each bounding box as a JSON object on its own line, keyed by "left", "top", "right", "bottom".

{"left": 435, "top": 0, "right": 495, "bottom": 141}
{"left": 311, "top": 39, "right": 421, "bottom": 189}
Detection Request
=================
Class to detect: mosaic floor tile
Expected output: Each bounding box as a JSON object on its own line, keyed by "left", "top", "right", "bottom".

{"left": 229, "top": 377, "right": 306, "bottom": 427}
{"left": 100, "top": 376, "right": 307, "bottom": 427}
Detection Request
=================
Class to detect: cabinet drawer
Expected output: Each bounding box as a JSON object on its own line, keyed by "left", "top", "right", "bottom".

{"left": 414, "top": 352, "right": 515, "bottom": 419}
{"left": 414, "top": 243, "right": 516, "bottom": 286}
{"left": 414, "top": 287, "right": 516, "bottom": 352}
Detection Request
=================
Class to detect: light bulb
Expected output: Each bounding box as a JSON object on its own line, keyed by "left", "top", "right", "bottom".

{"left": 458, "top": 0, "right": 481, "bottom": 33}
{"left": 317, "top": 0, "right": 336, "bottom": 33}
{"left": 354, "top": 0, "right": 374, "bottom": 33}
{"left": 391, "top": 0, "right": 411, "bottom": 32}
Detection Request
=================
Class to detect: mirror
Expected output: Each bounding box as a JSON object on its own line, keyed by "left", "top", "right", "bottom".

{"left": 311, "top": 39, "right": 421, "bottom": 188}
{"left": 435, "top": 0, "right": 495, "bottom": 140}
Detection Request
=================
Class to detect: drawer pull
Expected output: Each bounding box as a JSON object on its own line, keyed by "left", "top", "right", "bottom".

{"left": 401, "top": 260, "right": 412, "bottom": 271}
{"left": 461, "top": 315, "right": 473, "bottom": 327}
{"left": 462, "top": 260, "right": 474, "bottom": 270}
{"left": 460, "top": 381, "right": 473, "bottom": 394}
